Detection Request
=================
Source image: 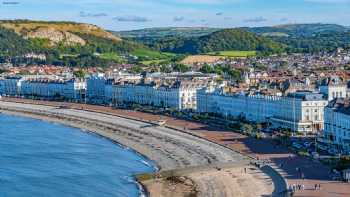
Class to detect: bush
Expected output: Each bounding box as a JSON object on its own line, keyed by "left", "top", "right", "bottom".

{"left": 241, "top": 123, "right": 254, "bottom": 135}
{"left": 335, "top": 156, "right": 350, "bottom": 171}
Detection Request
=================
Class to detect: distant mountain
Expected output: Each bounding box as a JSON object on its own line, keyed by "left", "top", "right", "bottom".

{"left": 115, "top": 27, "right": 219, "bottom": 40}
{"left": 115, "top": 23, "right": 350, "bottom": 55}
{"left": 148, "top": 28, "right": 284, "bottom": 54}
{"left": 245, "top": 23, "right": 349, "bottom": 37}
{"left": 244, "top": 24, "right": 350, "bottom": 53}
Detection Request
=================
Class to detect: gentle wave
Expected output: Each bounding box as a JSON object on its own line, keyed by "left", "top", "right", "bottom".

{"left": 0, "top": 114, "right": 156, "bottom": 197}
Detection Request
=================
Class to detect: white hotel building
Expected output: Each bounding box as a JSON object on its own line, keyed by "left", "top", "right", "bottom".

{"left": 197, "top": 88, "right": 328, "bottom": 133}
{"left": 86, "top": 74, "right": 107, "bottom": 104}
{"left": 20, "top": 78, "right": 86, "bottom": 101}
{"left": 319, "top": 76, "right": 348, "bottom": 101}
{"left": 112, "top": 80, "right": 212, "bottom": 110}
{"left": 0, "top": 78, "right": 4, "bottom": 95}
{"left": 320, "top": 99, "right": 350, "bottom": 155}
{"left": 1, "top": 76, "right": 25, "bottom": 96}
{"left": 0, "top": 75, "right": 86, "bottom": 101}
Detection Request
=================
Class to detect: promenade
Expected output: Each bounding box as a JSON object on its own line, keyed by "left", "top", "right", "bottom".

{"left": 2, "top": 98, "right": 349, "bottom": 196}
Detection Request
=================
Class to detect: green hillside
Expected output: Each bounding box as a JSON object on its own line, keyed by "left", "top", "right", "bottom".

{"left": 120, "top": 24, "right": 350, "bottom": 54}
{"left": 115, "top": 27, "right": 219, "bottom": 41}
{"left": 0, "top": 20, "right": 169, "bottom": 67}
{"left": 149, "top": 28, "right": 285, "bottom": 55}
{"left": 246, "top": 23, "right": 348, "bottom": 37}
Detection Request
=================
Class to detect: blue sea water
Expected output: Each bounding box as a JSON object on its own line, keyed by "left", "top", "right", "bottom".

{"left": 0, "top": 114, "right": 156, "bottom": 197}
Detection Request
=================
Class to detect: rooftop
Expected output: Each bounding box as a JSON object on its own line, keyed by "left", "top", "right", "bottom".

{"left": 328, "top": 98, "right": 350, "bottom": 116}
{"left": 287, "top": 91, "right": 325, "bottom": 101}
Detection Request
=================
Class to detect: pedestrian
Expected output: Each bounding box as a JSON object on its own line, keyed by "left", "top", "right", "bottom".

{"left": 318, "top": 183, "right": 321, "bottom": 190}
{"left": 302, "top": 184, "right": 305, "bottom": 190}
{"left": 314, "top": 184, "right": 317, "bottom": 190}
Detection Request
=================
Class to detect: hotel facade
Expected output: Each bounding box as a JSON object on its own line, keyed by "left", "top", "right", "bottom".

{"left": 197, "top": 88, "right": 328, "bottom": 133}
{"left": 320, "top": 99, "right": 350, "bottom": 155}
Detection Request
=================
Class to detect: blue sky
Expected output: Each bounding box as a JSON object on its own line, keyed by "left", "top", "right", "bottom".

{"left": 0, "top": 0, "right": 349, "bottom": 31}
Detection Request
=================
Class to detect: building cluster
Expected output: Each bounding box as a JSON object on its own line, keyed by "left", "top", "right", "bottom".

{"left": 1, "top": 70, "right": 350, "bottom": 155}
{"left": 87, "top": 72, "right": 218, "bottom": 110}
{"left": 319, "top": 98, "right": 350, "bottom": 155}
{"left": 0, "top": 76, "right": 86, "bottom": 102}
{"left": 197, "top": 89, "right": 327, "bottom": 133}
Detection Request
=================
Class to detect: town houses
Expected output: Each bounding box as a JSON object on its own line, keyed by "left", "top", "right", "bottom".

{"left": 319, "top": 76, "right": 348, "bottom": 101}
{"left": 319, "top": 98, "right": 350, "bottom": 155}
{"left": 110, "top": 72, "right": 217, "bottom": 110}
{"left": 86, "top": 74, "right": 107, "bottom": 104}
{"left": 0, "top": 75, "right": 85, "bottom": 102}
{"left": 197, "top": 87, "right": 328, "bottom": 133}
{"left": 21, "top": 78, "right": 86, "bottom": 102}
{"left": 0, "top": 66, "right": 350, "bottom": 154}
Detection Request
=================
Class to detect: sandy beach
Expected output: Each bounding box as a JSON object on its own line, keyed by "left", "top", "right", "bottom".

{"left": 0, "top": 100, "right": 277, "bottom": 197}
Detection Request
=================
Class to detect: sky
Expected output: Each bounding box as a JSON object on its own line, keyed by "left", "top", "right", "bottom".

{"left": 0, "top": 0, "right": 349, "bottom": 31}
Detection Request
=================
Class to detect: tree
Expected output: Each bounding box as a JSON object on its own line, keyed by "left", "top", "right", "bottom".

{"left": 173, "top": 63, "right": 190, "bottom": 72}
{"left": 73, "top": 70, "right": 86, "bottom": 78}
{"left": 130, "top": 66, "right": 143, "bottom": 74}
{"left": 241, "top": 124, "right": 254, "bottom": 135}
{"left": 199, "top": 64, "right": 214, "bottom": 73}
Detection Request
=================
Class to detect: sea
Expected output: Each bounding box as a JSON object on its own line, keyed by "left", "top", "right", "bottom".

{"left": 0, "top": 114, "right": 156, "bottom": 197}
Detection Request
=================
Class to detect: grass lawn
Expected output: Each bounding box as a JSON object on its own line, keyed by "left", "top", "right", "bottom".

{"left": 131, "top": 48, "right": 176, "bottom": 60}
{"left": 207, "top": 50, "right": 256, "bottom": 57}
{"left": 99, "top": 52, "right": 124, "bottom": 62}
{"left": 59, "top": 54, "right": 79, "bottom": 58}
{"left": 141, "top": 59, "right": 168, "bottom": 65}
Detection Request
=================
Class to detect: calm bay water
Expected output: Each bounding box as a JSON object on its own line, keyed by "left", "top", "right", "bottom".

{"left": 0, "top": 114, "right": 156, "bottom": 197}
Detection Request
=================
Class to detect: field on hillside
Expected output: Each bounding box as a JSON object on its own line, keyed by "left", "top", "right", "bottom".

{"left": 181, "top": 55, "right": 224, "bottom": 65}
{"left": 207, "top": 50, "right": 256, "bottom": 57}
{"left": 141, "top": 59, "right": 168, "bottom": 65}
{"left": 131, "top": 48, "right": 176, "bottom": 63}
{"left": 100, "top": 52, "right": 125, "bottom": 62}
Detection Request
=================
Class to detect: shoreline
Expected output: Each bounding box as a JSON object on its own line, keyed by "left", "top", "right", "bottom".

{"left": 0, "top": 108, "right": 164, "bottom": 172}
{"left": 0, "top": 100, "right": 278, "bottom": 197}
{"left": 0, "top": 110, "right": 156, "bottom": 197}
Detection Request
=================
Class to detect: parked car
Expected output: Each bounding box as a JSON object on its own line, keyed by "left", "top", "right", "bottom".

{"left": 292, "top": 142, "right": 303, "bottom": 149}
{"left": 304, "top": 142, "right": 312, "bottom": 148}
{"left": 311, "top": 152, "right": 319, "bottom": 159}
{"left": 328, "top": 149, "right": 337, "bottom": 155}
